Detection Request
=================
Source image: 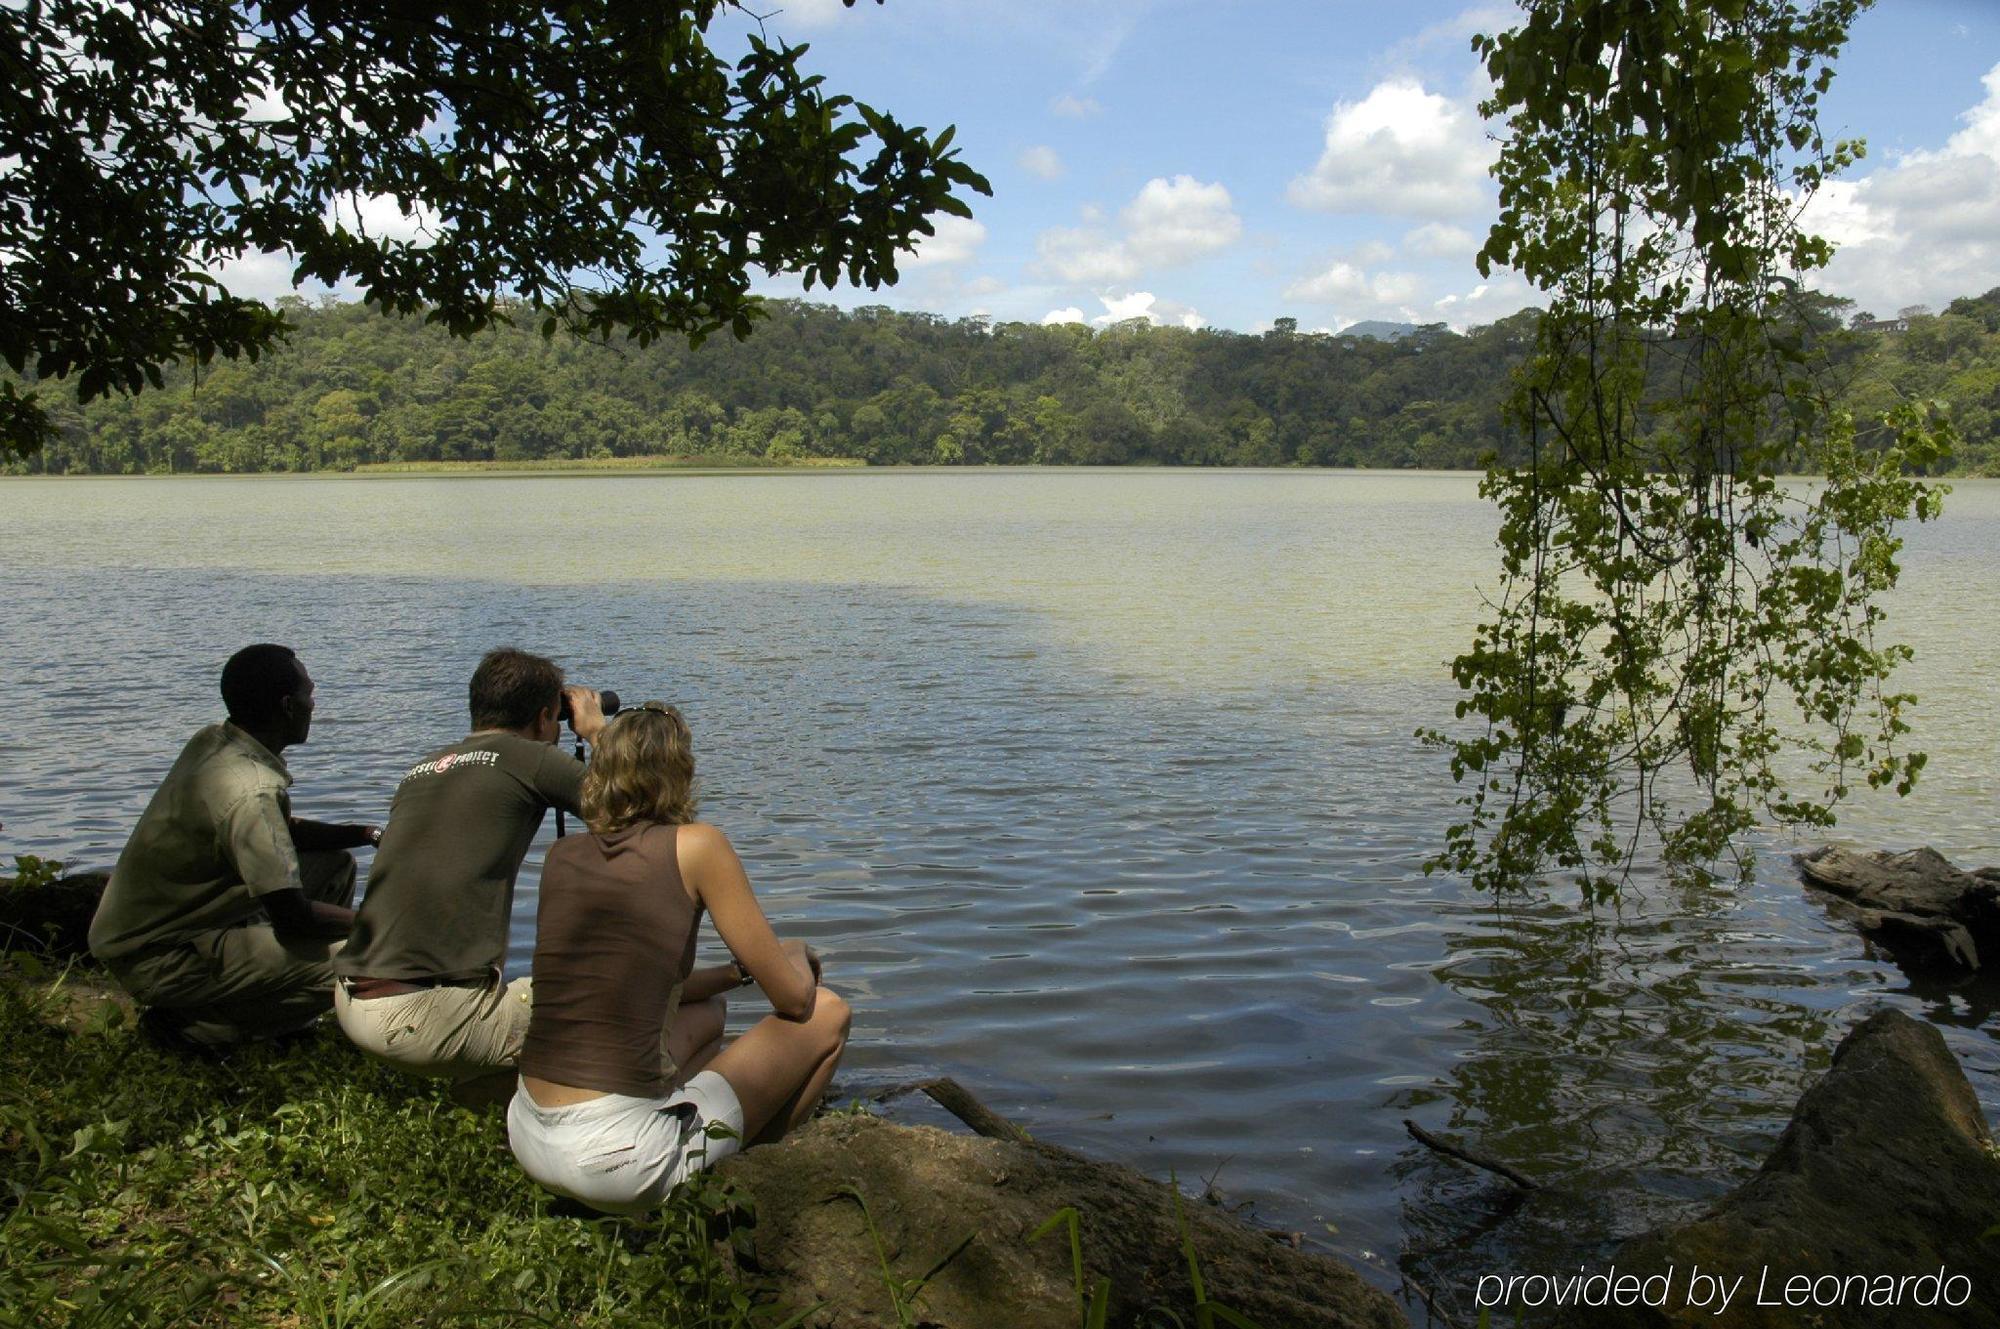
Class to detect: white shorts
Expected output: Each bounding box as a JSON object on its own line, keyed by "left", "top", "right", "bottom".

{"left": 506, "top": 1070, "right": 746, "bottom": 1215}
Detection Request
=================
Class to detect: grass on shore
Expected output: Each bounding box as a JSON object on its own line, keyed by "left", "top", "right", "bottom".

{"left": 0, "top": 959, "right": 772, "bottom": 1329}
{"left": 350, "top": 454, "right": 866, "bottom": 474}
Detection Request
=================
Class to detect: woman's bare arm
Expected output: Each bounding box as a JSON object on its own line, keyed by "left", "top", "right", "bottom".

{"left": 678, "top": 823, "right": 816, "bottom": 1020}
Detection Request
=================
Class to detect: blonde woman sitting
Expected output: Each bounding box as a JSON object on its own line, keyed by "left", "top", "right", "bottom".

{"left": 507, "top": 702, "right": 850, "bottom": 1215}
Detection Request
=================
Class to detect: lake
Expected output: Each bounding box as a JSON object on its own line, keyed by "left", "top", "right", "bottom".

{"left": 2, "top": 469, "right": 1995, "bottom": 1305}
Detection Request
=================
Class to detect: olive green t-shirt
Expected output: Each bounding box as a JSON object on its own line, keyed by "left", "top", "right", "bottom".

{"left": 334, "top": 732, "right": 583, "bottom": 982}
{"left": 89, "top": 722, "right": 303, "bottom": 961}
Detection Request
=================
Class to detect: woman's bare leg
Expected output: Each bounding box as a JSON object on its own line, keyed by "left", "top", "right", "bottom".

{"left": 706, "top": 987, "right": 851, "bottom": 1145}
{"left": 664, "top": 995, "right": 727, "bottom": 1089}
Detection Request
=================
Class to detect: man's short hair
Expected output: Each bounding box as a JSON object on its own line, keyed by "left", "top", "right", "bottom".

{"left": 469, "top": 648, "right": 564, "bottom": 730}
{"left": 221, "top": 644, "right": 302, "bottom": 726}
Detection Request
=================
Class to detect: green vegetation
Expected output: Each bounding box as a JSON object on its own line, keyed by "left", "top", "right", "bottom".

{"left": 1845, "top": 288, "right": 2000, "bottom": 474}
{"left": 0, "top": 965, "right": 781, "bottom": 1328}
{"left": 8, "top": 287, "right": 1996, "bottom": 476}
{"left": 1426, "top": 0, "right": 1955, "bottom": 896}
{"left": 1, "top": 1, "right": 987, "bottom": 460}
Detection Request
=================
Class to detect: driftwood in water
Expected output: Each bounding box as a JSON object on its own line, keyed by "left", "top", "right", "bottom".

{"left": 1402, "top": 1118, "right": 1538, "bottom": 1191}
{"left": 1797, "top": 846, "right": 2000, "bottom": 973}
{"left": 872, "top": 1076, "right": 1036, "bottom": 1145}
{"left": 918, "top": 1076, "right": 1036, "bottom": 1145}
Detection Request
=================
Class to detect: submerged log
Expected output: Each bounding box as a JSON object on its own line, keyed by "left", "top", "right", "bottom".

{"left": 716, "top": 1113, "right": 1408, "bottom": 1329}
{"left": 1555, "top": 1009, "right": 2000, "bottom": 1328}
{"left": 1401, "top": 1118, "right": 1538, "bottom": 1192}
{"left": 1797, "top": 846, "right": 2000, "bottom": 973}
{"left": 920, "top": 1076, "right": 1038, "bottom": 1145}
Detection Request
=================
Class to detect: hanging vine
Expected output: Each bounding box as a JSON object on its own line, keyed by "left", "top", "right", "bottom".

{"left": 1424, "top": 0, "right": 1954, "bottom": 897}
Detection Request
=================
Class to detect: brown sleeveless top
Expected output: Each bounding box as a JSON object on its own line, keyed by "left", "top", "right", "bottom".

{"left": 519, "top": 822, "right": 700, "bottom": 1097}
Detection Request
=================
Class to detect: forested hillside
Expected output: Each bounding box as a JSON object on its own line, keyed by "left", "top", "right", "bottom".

{"left": 10, "top": 289, "right": 1999, "bottom": 474}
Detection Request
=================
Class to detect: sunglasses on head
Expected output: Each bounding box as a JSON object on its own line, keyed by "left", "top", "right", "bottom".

{"left": 614, "top": 700, "right": 681, "bottom": 724}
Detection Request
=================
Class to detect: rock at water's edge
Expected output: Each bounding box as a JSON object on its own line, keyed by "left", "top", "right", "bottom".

{"left": 715, "top": 1113, "right": 1408, "bottom": 1329}
{"left": 1557, "top": 1008, "right": 2000, "bottom": 1328}
{"left": 1798, "top": 846, "right": 2000, "bottom": 973}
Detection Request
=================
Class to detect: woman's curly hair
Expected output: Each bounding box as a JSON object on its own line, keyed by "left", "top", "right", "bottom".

{"left": 580, "top": 702, "right": 698, "bottom": 832}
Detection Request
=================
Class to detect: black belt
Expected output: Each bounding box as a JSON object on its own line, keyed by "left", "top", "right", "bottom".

{"left": 342, "top": 974, "right": 487, "bottom": 1000}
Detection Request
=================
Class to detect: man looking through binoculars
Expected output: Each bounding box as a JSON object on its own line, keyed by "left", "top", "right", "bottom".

{"left": 333, "top": 647, "right": 653, "bottom": 1103}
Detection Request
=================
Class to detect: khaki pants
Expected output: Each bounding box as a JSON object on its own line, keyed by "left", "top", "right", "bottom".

{"left": 336, "top": 974, "right": 688, "bottom": 1084}
{"left": 334, "top": 970, "right": 534, "bottom": 1081}
{"left": 109, "top": 849, "right": 356, "bottom": 1050}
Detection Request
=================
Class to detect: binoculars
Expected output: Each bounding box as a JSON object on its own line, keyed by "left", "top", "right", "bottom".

{"left": 558, "top": 689, "right": 622, "bottom": 723}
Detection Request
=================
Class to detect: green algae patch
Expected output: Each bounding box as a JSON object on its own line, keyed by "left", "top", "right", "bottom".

{"left": 350, "top": 455, "right": 866, "bottom": 475}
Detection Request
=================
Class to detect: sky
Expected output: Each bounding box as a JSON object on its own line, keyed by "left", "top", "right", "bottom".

{"left": 732, "top": 0, "right": 2000, "bottom": 334}
{"left": 222, "top": 0, "right": 2000, "bottom": 336}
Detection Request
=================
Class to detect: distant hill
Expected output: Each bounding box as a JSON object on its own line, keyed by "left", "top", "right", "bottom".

{"left": 8, "top": 288, "right": 1997, "bottom": 475}
{"left": 1339, "top": 320, "right": 1422, "bottom": 341}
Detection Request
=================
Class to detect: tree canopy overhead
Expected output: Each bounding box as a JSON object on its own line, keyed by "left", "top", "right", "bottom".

{"left": 1426, "top": 0, "right": 1954, "bottom": 897}
{"left": 0, "top": 0, "right": 989, "bottom": 458}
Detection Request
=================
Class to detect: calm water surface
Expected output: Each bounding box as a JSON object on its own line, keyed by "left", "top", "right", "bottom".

{"left": 3, "top": 470, "right": 1995, "bottom": 1311}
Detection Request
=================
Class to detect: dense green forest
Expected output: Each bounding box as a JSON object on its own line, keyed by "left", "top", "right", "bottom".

{"left": 9, "top": 288, "right": 1999, "bottom": 475}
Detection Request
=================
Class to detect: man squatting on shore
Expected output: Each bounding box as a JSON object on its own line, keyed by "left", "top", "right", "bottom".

{"left": 90, "top": 643, "right": 844, "bottom": 1206}
{"left": 88, "top": 645, "right": 376, "bottom": 1051}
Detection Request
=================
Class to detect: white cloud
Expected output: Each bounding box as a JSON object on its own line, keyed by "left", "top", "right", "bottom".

{"left": 1097, "top": 292, "right": 1155, "bottom": 322}
{"left": 904, "top": 214, "right": 987, "bottom": 268}
{"left": 243, "top": 83, "right": 290, "bottom": 124}
{"left": 1427, "top": 272, "right": 1540, "bottom": 329}
{"left": 1037, "top": 226, "right": 1139, "bottom": 283}
{"left": 327, "top": 193, "right": 440, "bottom": 245}
{"left": 1404, "top": 221, "right": 1480, "bottom": 260}
{"left": 769, "top": 0, "right": 853, "bottom": 29}
{"left": 1019, "top": 145, "right": 1065, "bottom": 180}
{"left": 964, "top": 274, "right": 1007, "bottom": 297}
{"left": 1805, "top": 61, "right": 2000, "bottom": 316}
{"left": 1035, "top": 175, "right": 1241, "bottom": 285}
{"left": 1385, "top": 4, "right": 1520, "bottom": 63}
{"left": 1289, "top": 79, "right": 1493, "bottom": 219}
{"left": 1120, "top": 175, "right": 1241, "bottom": 266}
{"left": 1089, "top": 291, "right": 1203, "bottom": 329}
{"left": 1051, "top": 94, "right": 1103, "bottom": 118}
{"left": 1042, "top": 306, "right": 1087, "bottom": 325}
{"left": 210, "top": 248, "right": 307, "bottom": 301}
{"left": 1284, "top": 261, "right": 1421, "bottom": 307}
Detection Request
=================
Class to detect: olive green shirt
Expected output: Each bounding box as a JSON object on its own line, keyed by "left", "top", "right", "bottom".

{"left": 334, "top": 732, "right": 584, "bottom": 983}
{"left": 89, "top": 722, "right": 302, "bottom": 962}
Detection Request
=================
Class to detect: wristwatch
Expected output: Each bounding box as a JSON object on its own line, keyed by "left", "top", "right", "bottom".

{"left": 730, "top": 960, "right": 756, "bottom": 988}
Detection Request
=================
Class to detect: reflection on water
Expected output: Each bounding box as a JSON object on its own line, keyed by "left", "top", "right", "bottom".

{"left": 1, "top": 471, "right": 1994, "bottom": 1310}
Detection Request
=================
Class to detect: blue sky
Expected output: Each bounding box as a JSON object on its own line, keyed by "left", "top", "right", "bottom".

{"left": 220, "top": 1, "right": 2000, "bottom": 335}
{"left": 726, "top": 0, "right": 2000, "bottom": 333}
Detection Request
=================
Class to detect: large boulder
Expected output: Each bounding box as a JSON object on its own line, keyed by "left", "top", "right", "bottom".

{"left": 715, "top": 1113, "right": 1407, "bottom": 1329}
{"left": 1798, "top": 846, "right": 2000, "bottom": 972}
{"left": 1551, "top": 1009, "right": 2000, "bottom": 1327}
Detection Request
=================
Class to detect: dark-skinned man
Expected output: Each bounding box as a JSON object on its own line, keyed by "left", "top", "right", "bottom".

{"left": 89, "top": 644, "right": 378, "bottom": 1052}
